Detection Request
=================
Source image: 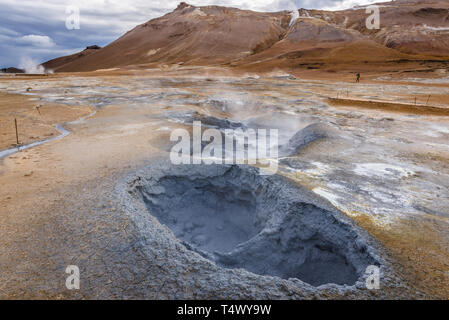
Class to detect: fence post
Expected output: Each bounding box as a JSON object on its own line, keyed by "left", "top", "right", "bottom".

{"left": 14, "top": 118, "right": 19, "bottom": 145}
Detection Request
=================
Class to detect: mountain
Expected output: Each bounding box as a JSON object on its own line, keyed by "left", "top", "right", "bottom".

{"left": 42, "top": 46, "right": 101, "bottom": 71}
{"left": 1, "top": 67, "right": 24, "bottom": 73}
{"left": 296, "top": 0, "right": 449, "bottom": 56}
{"left": 43, "top": 1, "right": 449, "bottom": 73}
{"left": 49, "top": 3, "right": 291, "bottom": 72}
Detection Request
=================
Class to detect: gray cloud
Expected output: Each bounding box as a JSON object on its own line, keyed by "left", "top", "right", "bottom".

{"left": 0, "top": 0, "right": 386, "bottom": 68}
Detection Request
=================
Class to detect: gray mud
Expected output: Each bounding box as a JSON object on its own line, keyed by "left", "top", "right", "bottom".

{"left": 124, "top": 164, "right": 379, "bottom": 287}
{"left": 279, "top": 122, "right": 339, "bottom": 156}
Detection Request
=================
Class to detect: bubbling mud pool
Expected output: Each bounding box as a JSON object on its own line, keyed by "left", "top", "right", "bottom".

{"left": 124, "top": 164, "right": 379, "bottom": 287}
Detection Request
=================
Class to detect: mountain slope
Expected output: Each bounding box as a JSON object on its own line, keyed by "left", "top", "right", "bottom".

{"left": 42, "top": 46, "right": 101, "bottom": 71}
{"left": 53, "top": 3, "right": 291, "bottom": 72}
{"left": 45, "top": 1, "right": 449, "bottom": 73}
{"left": 299, "top": 0, "right": 449, "bottom": 56}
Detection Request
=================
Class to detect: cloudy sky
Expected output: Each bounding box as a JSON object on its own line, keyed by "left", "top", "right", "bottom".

{"left": 0, "top": 0, "right": 387, "bottom": 68}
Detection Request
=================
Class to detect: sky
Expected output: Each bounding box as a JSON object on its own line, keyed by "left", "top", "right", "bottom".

{"left": 0, "top": 0, "right": 388, "bottom": 69}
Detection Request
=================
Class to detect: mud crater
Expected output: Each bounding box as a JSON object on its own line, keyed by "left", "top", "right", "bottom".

{"left": 132, "top": 164, "right": 378, "bottom": 286}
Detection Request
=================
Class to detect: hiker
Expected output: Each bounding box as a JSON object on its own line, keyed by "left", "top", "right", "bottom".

{"left": 356, "top": 73, "right": 361, "bottom": 83}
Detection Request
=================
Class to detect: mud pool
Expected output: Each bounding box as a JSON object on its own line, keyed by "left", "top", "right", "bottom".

{"left": 127, "top": 164, "right": 379, "bottom": 286}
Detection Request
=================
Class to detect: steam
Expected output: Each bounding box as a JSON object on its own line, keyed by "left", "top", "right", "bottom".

{"left": 289, "top": 10, "right": 299, "bottom": 27}
{"left": 287, "top": 1, "right": 299, "bottom": 27}
{"left": 19, "top": 57, "right": 52, "bottom": 74}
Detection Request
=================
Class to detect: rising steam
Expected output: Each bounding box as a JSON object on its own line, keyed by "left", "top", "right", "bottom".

{"left": 287, "top": 1, "right": 299, "bottom": 27}
{"left": 19, "top": 57, "right": 52, "bottom": 74}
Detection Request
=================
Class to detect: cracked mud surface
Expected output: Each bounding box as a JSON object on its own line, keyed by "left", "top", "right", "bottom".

{"left": 0, "top": 71, "right": 448, "bottom": 299}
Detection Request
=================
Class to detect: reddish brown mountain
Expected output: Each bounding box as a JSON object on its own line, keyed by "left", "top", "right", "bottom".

{"left": 43, "top": 0, "right": 449, "bottom": 73}
{"left": 297, "top": 0, "right": 449, "bottom": 56}
{"left": 42, "top": 46, "right": 101, "bottom": 71}
{"left": 50, "top": 3, "right": 291, "bottom": 72}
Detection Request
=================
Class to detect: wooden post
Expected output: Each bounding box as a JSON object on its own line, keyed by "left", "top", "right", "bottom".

{"left": 14, "top": 118, "right": 19, "bottom": 145}
{"left": 414, "top": 97, "right": 417, "bottom": 105}
{"left": 426, "top": 95, "right": 431, "bottom": 106}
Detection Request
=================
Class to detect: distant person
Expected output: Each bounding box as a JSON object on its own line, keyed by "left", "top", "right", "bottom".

{"left": 356, "top": 73, "right": 361, "bottom": 83}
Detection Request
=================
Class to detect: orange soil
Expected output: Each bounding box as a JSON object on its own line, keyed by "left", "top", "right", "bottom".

{"left": 0, "top": 92, "right": 93, "bottom": 150}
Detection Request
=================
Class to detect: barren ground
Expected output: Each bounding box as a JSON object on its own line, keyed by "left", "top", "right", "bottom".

{"left": 0, "top": 68, "right": 448, "bottom": 299}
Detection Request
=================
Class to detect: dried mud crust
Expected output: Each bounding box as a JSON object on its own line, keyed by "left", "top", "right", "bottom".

{"left": 116, "top": 162, "right": 423, "bottom": 298}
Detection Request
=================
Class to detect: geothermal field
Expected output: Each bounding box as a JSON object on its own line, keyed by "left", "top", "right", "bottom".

{"left": 0, "top": 0, "right": 448, "bottom": 301}
{"left": 0, "top": 70, "right": 448, "bottom": 299}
